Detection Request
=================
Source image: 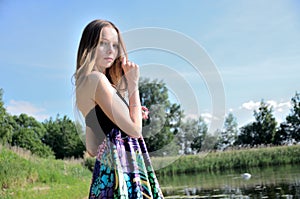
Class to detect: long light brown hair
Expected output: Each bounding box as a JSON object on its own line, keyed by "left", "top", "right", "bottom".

{"left": 75, "top": 19, "right": 127, "bottom": 92}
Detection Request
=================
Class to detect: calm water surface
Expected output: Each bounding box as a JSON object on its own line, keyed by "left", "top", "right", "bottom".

{"left": 158, "top": 164, "right": 300, "bottom": 198}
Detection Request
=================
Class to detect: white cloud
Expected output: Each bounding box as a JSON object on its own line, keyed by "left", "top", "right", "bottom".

{"left": 266, "top": 100, "right": 292, "bottom": 111}
{"left": 200, "top": 113, "right": 213, "bottom": 124}
{"left": 184, "top": 113, "right": 199, "bottom": 121}
{"left": 236, "top": 99, "right": 292, "bottom": 125}
{"left": 200, "top": 112, "right": 222, "bottom": 125}
{"left": 184, "top": 112, "right": 216, "bottom": 124}
{"left": 6, "top": 100, "right": 49, "bottom": 121}
{"left": 240, "top": 100, "right": 291, "bottom": 112}
{"left": 240, "top": 100, "right": 261, "bottom": 110}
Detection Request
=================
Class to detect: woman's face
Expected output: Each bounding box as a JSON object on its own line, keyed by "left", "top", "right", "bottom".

{"left": 95, "top": 26, "right": 119, "bottom": 72}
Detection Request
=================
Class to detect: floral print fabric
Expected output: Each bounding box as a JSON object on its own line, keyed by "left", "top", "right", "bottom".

{"left": 88, "top": 128, "right": 164, "bottom": 199}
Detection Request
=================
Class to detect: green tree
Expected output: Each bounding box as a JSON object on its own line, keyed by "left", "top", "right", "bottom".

{"left": 11, "top": 113, "right": 54, "bottom": 158}
{"left": 139, "top": 78, "right": 183, "bottom": 156}
{"left": 178, "top": 118, "right": 198, "bottom": 154}
{"left": 43, "top": 115, "right": 85, "bottom": 159}
{"left": 236, "top": 100, "right": 277, "bottom": 146}
{"left": 201, "top": 133, "right": 218, "bottom": 151}
{"left": 273, "top": 123, "right": 289, "bottom": 145}
{"left": 254, "top": 101, "right": 278, "bottom": 145}
{"left": 217, "top": 113, "right": 238, "bottom": 150}
{"left": 286, "top": 92, "right": 300, "bottom": 142}
{"left": 275, "top": 92, "right": 300, "bottom": 144}
{"left": 0, "top": 89, "right": 14, "bottom": 144}
{"left": 189, "top": 117, "right": 208, "bottom": 153}
{"left": 236, "top": 122, "right": 255, "bottom": 146}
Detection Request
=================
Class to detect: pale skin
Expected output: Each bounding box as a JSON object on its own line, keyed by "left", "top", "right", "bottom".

{"left": 76, "top": 26, "right": 148, "bottom": 156}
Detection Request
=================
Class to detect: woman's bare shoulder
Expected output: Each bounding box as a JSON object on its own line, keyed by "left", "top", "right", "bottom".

{"left": 87, "top": 71, "right": 110, "bottom": 87}
{"left": 87, "top": 71, "right": 105, "bottom": 80}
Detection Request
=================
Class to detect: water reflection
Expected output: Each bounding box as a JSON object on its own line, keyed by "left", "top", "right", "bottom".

{"left": 158, "top": 164, "right": 300, "bottom": 198}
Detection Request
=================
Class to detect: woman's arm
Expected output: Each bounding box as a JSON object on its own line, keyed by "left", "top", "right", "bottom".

{"left": 89, "top": 71, "right": 142, "bottom": 138}
{"left": 122, "top": 57, "right": 143, "bottom": 135}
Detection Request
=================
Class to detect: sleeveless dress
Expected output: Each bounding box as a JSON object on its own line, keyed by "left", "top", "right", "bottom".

{"left": 85, "top": 102, "right": 164, "bottom": 199}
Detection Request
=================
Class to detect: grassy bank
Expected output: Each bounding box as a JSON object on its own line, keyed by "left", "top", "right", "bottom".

{"left": 0, "top": 145, "right": 91, "bottom": 199}
{"left": 1, "top": 144, "right": 300, "bottom": 198}
{"left": 152, "top": 145, "right": 300, "bottom": 175}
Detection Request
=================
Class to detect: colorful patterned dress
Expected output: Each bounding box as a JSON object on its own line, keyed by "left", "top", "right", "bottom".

{"left": 85, "top": 104, "right": 164, "bottom": 199}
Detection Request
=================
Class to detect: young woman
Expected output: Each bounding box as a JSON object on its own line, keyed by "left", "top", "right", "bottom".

{"left": 75, "top": 19, "right": 164, "bottom": 198}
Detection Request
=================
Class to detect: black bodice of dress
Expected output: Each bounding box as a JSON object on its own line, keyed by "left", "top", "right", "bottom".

{"left": 85, "top": 91, "right": 129, "bottom": 136}
{"left": 85, "top": 104, "right": 117, "bottom": 135}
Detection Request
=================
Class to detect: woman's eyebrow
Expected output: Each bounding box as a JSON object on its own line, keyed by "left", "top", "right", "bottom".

{"left": 100, "top": 37, "right": 109, "bottom": 41}
{"left": 100, "top": 37, "right": 118, "bottom": 42}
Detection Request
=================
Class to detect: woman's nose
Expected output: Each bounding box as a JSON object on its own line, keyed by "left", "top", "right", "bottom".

{"left": 107, "top": 44, "right": 114, "bottom": 54}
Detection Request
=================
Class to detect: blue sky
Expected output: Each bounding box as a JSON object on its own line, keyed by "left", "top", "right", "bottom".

{"left": 0, "top": 0, "right": 299, "bottom": 129}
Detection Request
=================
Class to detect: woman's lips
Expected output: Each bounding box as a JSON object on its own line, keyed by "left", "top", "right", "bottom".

{"left": 105, "top": 57, "right": 113, "bottom": 62}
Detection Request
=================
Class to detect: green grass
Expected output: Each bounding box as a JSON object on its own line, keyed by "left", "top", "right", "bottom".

{"left": 152, "top": 145, "right": 300, "bottom": 175}
{"left": 1, "top": 144, "right": 300, "bottom": 198}
{"left": 0, "top": 145, "right": 91, "bottom": 199}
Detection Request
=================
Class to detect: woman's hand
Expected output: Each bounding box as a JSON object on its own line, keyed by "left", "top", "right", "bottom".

{"left": 121, "top": 57, "right": 139, "bottom": 92}
{"left": 142, "top": 106, "right": 149, "bottom": 120}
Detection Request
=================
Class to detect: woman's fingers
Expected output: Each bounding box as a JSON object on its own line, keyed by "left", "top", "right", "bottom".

{"left": 121, "top": 57, "right": 139, "bottom": 87}
{"left": 141, "top": 106, "right": 149, "bottom": 120}
{"left": 121, "top": 56, "right": 138, "bottom": 71}
{"left": 121, "top": 56, "right": 126, "bottom": 67}
{"left": 141, "top": 106, "right": 148, "bottom": 111}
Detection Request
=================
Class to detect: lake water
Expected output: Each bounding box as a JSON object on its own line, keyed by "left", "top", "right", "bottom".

{"left": 158, "top": 164, "right": 300, "bottom": 198}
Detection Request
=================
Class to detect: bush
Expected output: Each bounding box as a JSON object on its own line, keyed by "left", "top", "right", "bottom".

{"left": 83, "top": 156, "right": 96, "bottom": 172}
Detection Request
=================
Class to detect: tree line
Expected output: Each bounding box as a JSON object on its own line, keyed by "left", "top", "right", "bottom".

{"left": 0, "top": 89, "right": 85, "bottom": 158}
{"left": 0, "top": 80, "right": 299, "bottom": 159}
{"left": 139, "top": 79, "right": 300, "bottom": 155}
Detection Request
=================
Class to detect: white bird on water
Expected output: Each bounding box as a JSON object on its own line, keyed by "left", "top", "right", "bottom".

{"left": 241, "top": 173, "right": 251, "bottom": 180}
